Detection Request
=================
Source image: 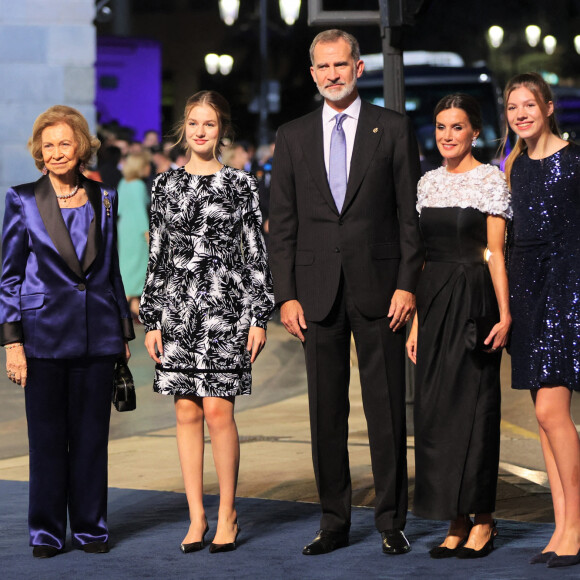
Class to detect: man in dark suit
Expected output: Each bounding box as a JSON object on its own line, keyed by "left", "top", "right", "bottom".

{"left": 269, "top": 29, "right": 423, "bottom": 556}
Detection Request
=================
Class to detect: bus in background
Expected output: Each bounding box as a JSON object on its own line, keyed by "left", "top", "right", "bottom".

{"left": 356, "top": 52, "right": 504, "bottom": 168}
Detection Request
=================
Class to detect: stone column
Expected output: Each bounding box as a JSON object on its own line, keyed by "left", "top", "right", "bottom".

{"left": 0, "top": 0, "right": 96, "bottom": 217}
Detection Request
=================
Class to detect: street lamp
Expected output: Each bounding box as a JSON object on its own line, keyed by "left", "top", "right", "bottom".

{"left": 279, "top": 0, "right": 301, "bottom": 25}
{"left": 543, "top": 35, "right": 557, "bottom": 56}
{"left": 575, "top": 35, "right": 580, "bottom": 55}
{"left": 205, "top": 53, "right": 234, "bottom": 75}
{"left": 219, "top": 0, "right": 239, "bottom": 25}
{"left": 217, "top": 0, "right": 302, "bottom": 145}
{"left": 525, "top": 25, "right": 541, "bottom": 48}
{"left": 487, "top": 25, "right": 504, "bottom": 48}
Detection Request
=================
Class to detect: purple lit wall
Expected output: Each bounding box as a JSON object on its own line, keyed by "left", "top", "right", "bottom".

{"left": 96, "top": 36, "right": 161, "bottom": 142}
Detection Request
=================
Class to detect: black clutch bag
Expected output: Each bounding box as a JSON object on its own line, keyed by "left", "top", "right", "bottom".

{"left": 113, "top": 359, "right": 136, "bottom": 412}
{"left": 464, "top": 316, "right": 498, "bottom": 352}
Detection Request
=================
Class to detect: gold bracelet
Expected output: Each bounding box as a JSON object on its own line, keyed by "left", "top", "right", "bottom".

{"left": 4, "top": 343, "right": 23, "bottom": 349}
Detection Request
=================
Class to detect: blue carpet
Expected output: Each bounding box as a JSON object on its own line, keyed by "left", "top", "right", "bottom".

{"left": 1, "top": 480, "right": 577, "bottom": 579}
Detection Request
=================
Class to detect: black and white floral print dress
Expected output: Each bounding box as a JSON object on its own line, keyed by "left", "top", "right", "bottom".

{"left": 140, "top": 166, "right": 275, "bottom": 397}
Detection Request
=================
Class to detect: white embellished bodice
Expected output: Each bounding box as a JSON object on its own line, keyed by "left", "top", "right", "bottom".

{"left": 417, "top": 164, "right": 512, "bottom": 219}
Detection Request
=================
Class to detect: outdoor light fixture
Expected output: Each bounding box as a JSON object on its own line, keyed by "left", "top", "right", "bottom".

{"left": 575, "top": 35, "right": 580, "bottom": 55}
{"left": 487, "top": 25, "right": 504, "bottom": 48}
{"left": 205, "top": 53, "right": 234, "bottom": 75}
{"left": 525, "top": 25, "right": 542, "bottom": 48}
{"left": 204, "top": 53, "right": 220, "bottom": 75}
{"left": 218, "top": 54, "right": 234, "bottom": 75}
{"left": 279, "top": 0, "right": 301, "bottom": 25}
{"left": 543, "top": 35, "right": 557, "bottom": 55}
{"left": 219, "top": 0, "right": 240, "bottom": 25}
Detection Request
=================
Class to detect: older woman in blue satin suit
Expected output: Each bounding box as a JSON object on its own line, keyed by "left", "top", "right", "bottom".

{"left": 0, "top": 106, "right": 134, "bottom": 558}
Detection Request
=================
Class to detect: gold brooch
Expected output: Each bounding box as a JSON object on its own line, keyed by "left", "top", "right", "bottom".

{"left": 103, "top": 191, "right": 111, "bottom": 217}
{"left": 373, "top": 128, "right": 379, "bottom": 133}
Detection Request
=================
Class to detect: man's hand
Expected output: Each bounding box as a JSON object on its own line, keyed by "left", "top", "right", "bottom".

{"left": 388, "top": 289, "right": 416, "bottom": 332}
{"left": 280, "top": 299, "right": 307, "bottom": 342}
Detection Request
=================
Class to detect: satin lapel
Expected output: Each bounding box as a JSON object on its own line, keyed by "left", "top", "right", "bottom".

{"left": 343, "top": 102, "right": 383, "bottom": 213}
{"left": 299, "top": 110, "right": 340, "bottom": 215}
{"left": 34, "top": 175, "right": 84, "bottom": 280}
{"left": 81, "top": 177, "right": 103, "bottom": 273}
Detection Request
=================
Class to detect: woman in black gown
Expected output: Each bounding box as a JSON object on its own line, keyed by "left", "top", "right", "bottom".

{"left": 407, "top": 94, "right": 511, "bottom": 558}
{"left": 503, "top": 73, "right": 580, "bottom": 568}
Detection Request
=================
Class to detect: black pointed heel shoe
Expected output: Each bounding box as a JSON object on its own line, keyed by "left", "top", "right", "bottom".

{"left": 529, "top": 550, "right": 555, "bottom": 564}
{"left": 429, "top": 520, "right": 473, "bottom": 559}
{"left": 455, "top": 522, "right": 497, "bottom": 559}
{"left": 209, "top": 521, "right": 240, "bottom": 553}
{"left": 547, "top": 549, "right": 580, "bottom": 568}
{"left": 180, "top": 521, "right": 210, "bottom": 553}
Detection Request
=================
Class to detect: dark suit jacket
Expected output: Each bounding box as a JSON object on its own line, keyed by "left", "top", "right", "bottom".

{"left": 0, "top": 174, "right": 134, "bottom": 358}
{"left": 269, "top": 99, "right": 424, "bottom": 322}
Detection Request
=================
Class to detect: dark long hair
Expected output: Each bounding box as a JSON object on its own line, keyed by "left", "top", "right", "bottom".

{"left": 433, "top": 93, "right": 482, "bottom": 133}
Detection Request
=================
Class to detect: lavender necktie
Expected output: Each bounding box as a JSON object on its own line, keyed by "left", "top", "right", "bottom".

{"left": 329, "top": 113, "right": 347, "bottom": 212}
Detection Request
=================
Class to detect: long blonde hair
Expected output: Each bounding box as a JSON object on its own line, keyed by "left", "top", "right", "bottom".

{"left": 172, "top": 91, "right": 233, "bottom": 160}
{"left": 501, "top": 73, "right": 560, "bottom": 187}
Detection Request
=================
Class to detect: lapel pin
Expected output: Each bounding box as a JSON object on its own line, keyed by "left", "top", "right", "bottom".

{"left": 103, "top": 191, "right": 111, "bottom": 217}
{"left": 373, "top": 127, "right": 379, "bottom": 133}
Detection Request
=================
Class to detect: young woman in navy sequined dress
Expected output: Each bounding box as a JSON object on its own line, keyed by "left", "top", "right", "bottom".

{"left": 504, "top": 73, "right": 580, "bottom": 568}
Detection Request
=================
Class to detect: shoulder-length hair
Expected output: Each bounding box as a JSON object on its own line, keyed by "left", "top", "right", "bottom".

{"left": 28, "top": 105, "right": 100, "bottom": 171}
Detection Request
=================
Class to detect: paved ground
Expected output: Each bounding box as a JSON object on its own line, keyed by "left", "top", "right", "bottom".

{"left": 1, "top": 322, "right": 578, "bottom": 524}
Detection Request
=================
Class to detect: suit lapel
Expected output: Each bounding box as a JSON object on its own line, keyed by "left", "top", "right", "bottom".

{"left": 81, "top": 176, "right": 103, "bottom": 273}
{"left": 300, "top": 110, "right": 340, "bottom": 216}
{"left": 34, "top": 175, "right": 84, "bottom": 279}
{"left": 342, "top": 101, "right": 383, "bottom": 213}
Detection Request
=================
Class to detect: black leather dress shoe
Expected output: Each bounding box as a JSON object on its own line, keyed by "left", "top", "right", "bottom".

{"left": 32, "top": 545, "right": 62, "bottom": 558}
{"left": 81, "top": 541, "right": 109, "bottom": 554}
{"left": 302, "top": 530, "right": 349, "bottom": 555}
{"left": 381, "top": 529, "right": 411, "bottom": 555}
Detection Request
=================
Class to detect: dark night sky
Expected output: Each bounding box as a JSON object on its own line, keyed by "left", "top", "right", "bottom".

{"left": 97, "top": 0, "right": 580, "bottom": 142}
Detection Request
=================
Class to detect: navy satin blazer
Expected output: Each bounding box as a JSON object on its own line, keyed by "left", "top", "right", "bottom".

{"left": 0, "top": 174, "right": 134, "bottom": 358}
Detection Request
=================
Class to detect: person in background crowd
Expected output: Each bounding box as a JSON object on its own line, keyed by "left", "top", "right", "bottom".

{"left": 98, "top": 145, "right": 123, "bottom": 189}
{"left": 140, "top": 91, "right": 274, "bottom": 554}
{"left": 502, "top": 72, "right": 580, "bottom": 569}
{"left": 151, "top": 145, "right": 172, "bottom": 174}
{"left": 117, "top": 151, "right": 151, "bottom": 320}
{"left": 407, "top": 94, "right": 511, "bottom": 559}
{"left": 0, "top": 105, "right": 134, "bottom": 558}
{"left": 222, "top": 141, "right": 251, "bottom": 170}
{"left": 143, "top": 129, "right": 160, "bottom": 150}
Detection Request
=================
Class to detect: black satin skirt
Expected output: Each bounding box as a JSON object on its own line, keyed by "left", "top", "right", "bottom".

{"left": 413, "top": 207, "right": 501, "bottom": 520}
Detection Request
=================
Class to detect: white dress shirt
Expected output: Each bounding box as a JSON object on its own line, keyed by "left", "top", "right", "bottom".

{"left": 322, "top": 96, "right": 361, "bottom": 182}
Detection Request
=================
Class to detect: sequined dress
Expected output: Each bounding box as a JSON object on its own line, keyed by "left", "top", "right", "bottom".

{"left": 509, "top": 142, "right": 580, "bottom": 391}
{"left": 413, "top": 164, "right": 511, "bottom": 520}
{"left": 139, "top": 166, "right": 275, "bottom": 397}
